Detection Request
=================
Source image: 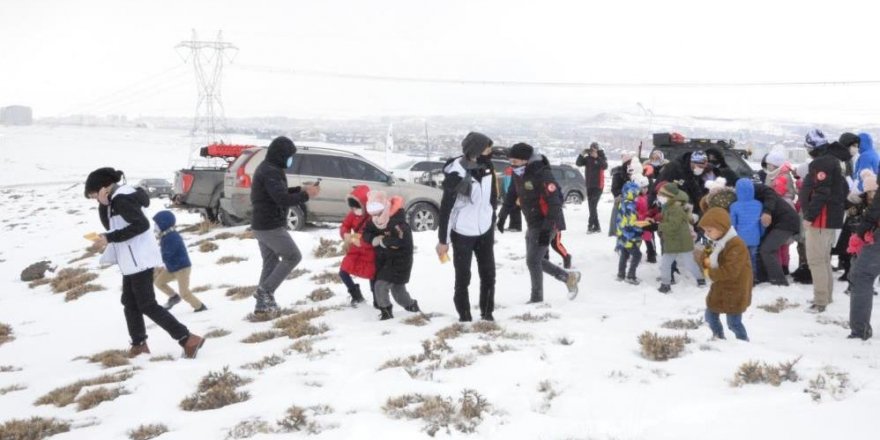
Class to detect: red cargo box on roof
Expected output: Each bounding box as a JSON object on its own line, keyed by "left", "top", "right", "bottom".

{"left": 200, "top": 143, "right": 256, "bottom": 159}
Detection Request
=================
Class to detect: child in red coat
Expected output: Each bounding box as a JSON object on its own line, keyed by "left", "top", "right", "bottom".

{"left": 339, "top": 185, "right": 376, "bottom": 306}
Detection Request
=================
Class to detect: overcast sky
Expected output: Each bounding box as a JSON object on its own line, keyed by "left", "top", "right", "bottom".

{"left": 2, "top": 0, "right": 878, "bottom": 124}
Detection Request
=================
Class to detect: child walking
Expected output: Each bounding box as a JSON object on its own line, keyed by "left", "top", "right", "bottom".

{"left": 698, "top": 208, "right": 753, "bottom": 341}
{"left": 616, "top": 181, "right": 645, "bottom": 284}
{"left": 362, "top": 191, "right": 421, "bottom": 320}
{"left": 656, "top": 182, "right": 706, "bottom": 293}
{"left": 152, "top": 210, "right": 206, "bottom": 312}
{"left": 729, "top": 178, "right": 764, "bottom": 278}
{"left": 84, "top": 167, "right": 204, "bottom": 359}
{"left": 339, "top": 185, "right": 374, "bottom": 306}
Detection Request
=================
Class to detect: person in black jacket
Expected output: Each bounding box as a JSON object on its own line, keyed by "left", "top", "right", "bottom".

{"left": 250, "top": 136, "right": 320, "bottom": 314}
{"left": 363, "top": 191, "right": 421, "bottom": 320}
{"left": 499, "top": 143, "right": 580, "bottom": 303}
{"left": 437, "top": 132, "right": 497, "bottom": 322}
{"left": 753, "top": 183, "right": 800, "bottom": 286}
{"left": 705, "top": 148, "right": 739, "bottom": 187}
{"left": 575, "top": 142, "right": 608, "bottom": 233}
{"left": 799, "top": 129, "right": 851, "bottom": 313}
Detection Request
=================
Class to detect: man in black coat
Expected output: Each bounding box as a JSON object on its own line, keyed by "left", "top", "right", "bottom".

{"left": 753, "top": 183, "right": 800, "bottom": 285}
{"left": 575, "top": 142, "right": 608, "bottom": 233}
{"left": 799, "top": 129, "right": 851, "bottom": 313}
{"left": 499, "top": 143, "right": 580, "bottom": 303}
{"left": 250, "top": 136, "right": 320, "bottom": 313}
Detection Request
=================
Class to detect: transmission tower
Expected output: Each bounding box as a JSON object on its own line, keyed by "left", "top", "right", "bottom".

{"left": 176, "top": 30, "right": 237, "bottom": 149}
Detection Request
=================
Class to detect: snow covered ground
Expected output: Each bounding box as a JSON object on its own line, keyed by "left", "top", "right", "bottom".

{"left": 0, "top": 126, "right": 878, "bottom": 439}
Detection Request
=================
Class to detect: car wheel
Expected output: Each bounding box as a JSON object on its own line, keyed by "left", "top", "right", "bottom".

{"left": 286, "top": 205, "right": 306, "bottom": 231}
{"left": 218, "top": 207, "right": 243, "bottom": 227}
{"left": 565, "top": 191, "right": 584, "bottom": 204}
{"left": 407, "top": 202, "right": 438, "bottom": 232}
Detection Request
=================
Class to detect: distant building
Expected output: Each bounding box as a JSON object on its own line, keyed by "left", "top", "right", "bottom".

{"left": 0, "top": 105, "right": 33, "bottom": 125}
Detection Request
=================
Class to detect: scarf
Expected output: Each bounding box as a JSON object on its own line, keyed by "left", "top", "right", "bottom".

{"left": 371, "top": 201, "right": 392, "bottom": 230}
{"left": 709, "top": 227, "right": 738, "bottom": 269}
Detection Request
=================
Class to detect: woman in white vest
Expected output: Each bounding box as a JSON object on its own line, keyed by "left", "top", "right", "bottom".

{"left": 84, "top": 167, "right": 204, "bottom": 359}
{"left": 437, "top": 132, "right": 498, "bottom": 322}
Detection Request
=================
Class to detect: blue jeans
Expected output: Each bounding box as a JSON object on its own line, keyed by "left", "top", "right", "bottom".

{"left": 705, "top": 309, "right": 749, "bottom": 341}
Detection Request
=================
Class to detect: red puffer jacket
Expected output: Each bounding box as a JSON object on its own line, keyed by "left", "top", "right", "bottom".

{"left": 339, "top": 185, "right": 375, "bottom": 279}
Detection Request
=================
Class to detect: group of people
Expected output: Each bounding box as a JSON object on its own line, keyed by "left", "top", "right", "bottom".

{"left": 83, "top": 129, "right": 878, "bottom": 359}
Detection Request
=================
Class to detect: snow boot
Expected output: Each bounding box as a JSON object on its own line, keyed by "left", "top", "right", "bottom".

{"left": 405, "top": 300, "right": 421, "bottom": 313}
{"left": 181, "top": 334, "right": 205, "bottom": 359}
{"left": 379, "top": 306, "right": 394, "bottom": 321}
{"left": 194, "top": 304, "right": 208, "bottom": 312}
{"left": 163, "top": 294, "right": 181, "bottom": 310}
{"left": 128, "top": 342, "right": 150, "bottom": 358}
{"left": 349, "top": 285, "right": 366, "bottom": 306}
{"left": 253, "top": 288, "right": 273, "bottom": 314}
{"left": 625, "top": 276, "right": 641, "bottom": 285}
{"left": 566, "top": 270, "right": 581, "bottom": 300}
{"left": 481, "top": 312, "right": 495, "bottom": 322}
{"left": 616, "top": 273, "right": 625, "bottom": 282}
{"left": 658, "top": 284, "right": 671, "bottom": 294}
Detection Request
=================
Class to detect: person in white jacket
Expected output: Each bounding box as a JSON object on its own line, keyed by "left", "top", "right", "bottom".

{"left": 84, "top": 167, "right": 204, "bottom": 359}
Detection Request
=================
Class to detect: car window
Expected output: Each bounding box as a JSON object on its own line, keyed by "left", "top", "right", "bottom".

{"left": 412, "top": 161, "right": 442, "bottom": 172}
{"left": 565, "top": 170, "right": 578, "bottom": 180}
{"left": 551, "top": 169, "right": 564, "bottom": 181}
{"left": 297, "top": 154, "right": 344, "bottom": 178}
{"left": 340, "top": 157, "right": 389, "bottom": 182}
{"left": 722, "top": 151, "right": 754, "bottom": 178}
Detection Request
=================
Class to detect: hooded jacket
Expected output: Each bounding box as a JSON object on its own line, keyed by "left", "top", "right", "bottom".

{"left": 658, "top": 185, "right": 695, "bottom": 253}
{"left": 98, "top": 185, "right": 163, "bottom": 276}
{"left": 362, "top": 196, "right": 413, "bottom": 284}
{"left": 610, "top": 159, "right": 632, "bottom": 198}
{"left": 705, "top": 148, "right": 740, "bottom": 187}
{"left": 799, "top": 141, "right": 851, "bottom": 229}
{"left": 575, "top": 149, "right": 608, "bottom": 189}
{"left": 339, "top": 185, "right": 376, "bottom": 279}
{"left": 753, "top": 183, "right": 801, "bottom": 234}
{"left": 699, "top": 209, "right": 752, "bottom": 315}
{"left": 500, "top": 154, "right": 562, "bottom": 231}
{"left": 615, "top": 181, "right": 643, "bottom": 249}
{"left": 153, "top": 210, "right": 191, "bottom": 273}
{"left": 438, "top": 155, "right": 497, "bottom": 244}
{"left": 853, "top": 133, "right": 878, "bottom": 191}
{"left": 251, "top": 139, "right": 309, "bottom": 231}
{"left": 728, "top": 179, "right": 764, "bottom": 247}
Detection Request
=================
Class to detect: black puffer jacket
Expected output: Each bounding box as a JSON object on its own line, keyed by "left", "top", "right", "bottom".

{"left": 799, "top": 142, "right": 851, "bottom": 229}
{"left": 363, "top": 208, "right": 414, "bottom": 284}
{"left": 250, "top": 139, "right": 309, "bottom": 231}
{"left": 657, "top": 152, "right": 705, "bottom": 214}
{"left": 753, "top": 183, "right": 800, "bottom": 234}
{"left": 500, "top": 154, "right": 562, "bottom": 231}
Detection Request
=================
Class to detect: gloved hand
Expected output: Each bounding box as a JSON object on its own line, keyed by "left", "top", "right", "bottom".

{"left": 497, "top": 221, "right": 505, "bottom": 234}
{"left": 537, "top": 229, "right": 551, "bottom": 246}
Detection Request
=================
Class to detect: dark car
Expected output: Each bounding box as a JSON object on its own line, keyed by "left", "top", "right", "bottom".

{"left": 650, "top": 132, "right": 755, "bottom": 179}
{"left": 137, "top": 178, "right": 173, "bottom": 198}
{"left": 550, "top": 165, "right": 587, "bottom": 204}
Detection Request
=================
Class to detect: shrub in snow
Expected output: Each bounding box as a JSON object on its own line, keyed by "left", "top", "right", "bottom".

{"left": 312, "top": 238, "right": 345, "bottom": 258}
{"left": 76, "top": 386, "right": 129, "bottom": 411}
{"left": 0, "top": 322, "right": 13, "bottom": 346}
{"left": 384, "top": 389, "right": 491, "bottom": 437}
{"left": 225, "top": 285, "right": 257, "bottom": 301}
{"left": 204, "top": 328, "right": 232, "bottom": 338}
{"left": 660, "top": 318, "right": 704, "bottom": 330}
{"left": 0, "top": 384, "right": 26, "bottom": 395}
{"left": 637, "top": 331, "right": 691, "bottom": 361}
{"left": 180, "top": 367, "right": 251, "bottom": 411}
{"left": 199, "top": 241, "right": 219, "bottom": 253}
{"left": 74, "top": 349, "right": 130, "bottom": 369}
{"left": 805, "top": 366, "right": 855, "bottom": 402}
{"left": 276, "top": 404, "right": 334, "bottom": 434}
{"left": 285, "top": 268, "right": 310, "bottom": 280}
{"left": 241, "top": 354, "right": 286, "bottom": 371}
{"left": 217, "top": 255, "right": 248, "bottom": 265}
{"left": 128, "top": 423, "right": 168, "bottom": 440}
{"left": 225, "top": 419, "right": 273, "bottom": 439}
{"left": 511, "top": 312, "right": 559, "bottom": 322}
{"left": 35, "top": 369, "right": 136, "bottom": 408}
{"left": 310, "top": 271, "right": 342, "bottom": 285}
{"left": 240, "top": 330, "right": 281, "bottom": 344}
{"left": 731, "top": 357, "right": 800, "bottom": 387}
{"left": 757, "top": 297, "right": 800, "bottom": 313}
{"left": 0, "top": 417, "right": 71, "bottom": 440}
{"left": 307, "top": 287, "right": 335, "bottom": 302}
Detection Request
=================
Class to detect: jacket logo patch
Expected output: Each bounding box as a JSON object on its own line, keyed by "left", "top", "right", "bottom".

{"left": 816, "top": 171, "right": 827, "bottom": 181}
{"left": 524, "top": 181, "right": 534, "bottom": 190}
{"left": 546, "top": 183, "right": 557, "bottom": 192}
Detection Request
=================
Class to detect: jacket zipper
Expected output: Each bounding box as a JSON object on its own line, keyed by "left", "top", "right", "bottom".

{"left": 128, "top": 245, "right": 138, "bottom": 267}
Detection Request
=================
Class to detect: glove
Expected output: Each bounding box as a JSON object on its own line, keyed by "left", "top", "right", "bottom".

{"left": 848, "top": 190, "right": 863, "bottom": 204}
{"left": 537, "top": 229, "right": 551, "bottom": 246}
{"left": 848, "top": 233, "right": 865, "bottom": 255}
{"left": 497, "top": 221, "right": 505, "bottom": 234}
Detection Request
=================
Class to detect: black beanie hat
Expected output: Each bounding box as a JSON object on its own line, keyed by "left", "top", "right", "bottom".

{"left": 84, "top": 167, "right": 124, "bottom": 198}
{"left": 509, "top": 143, "right": 534, "bottom": 161}
{"left": 839, "top": 132, "right": 860, "bottom": 149}
{"left": 461, "top": 132, "right": 493, "bottom": 160}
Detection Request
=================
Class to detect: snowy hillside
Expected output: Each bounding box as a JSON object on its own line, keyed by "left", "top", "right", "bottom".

{"left": 0, "top": 126, "right": 878, "bottom": 440}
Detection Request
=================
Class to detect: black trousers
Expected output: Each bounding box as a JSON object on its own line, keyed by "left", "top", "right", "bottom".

{"left": 507, "top": 205, "right": 523, "bottom": 230}
{"left": 451, "top": 230, "right": 496, "bottom": 320}
{"left": 587, "top": 187, "right": 602, "bottom": 230}
{"left": 122, "top": 268, "right": 189, "bottom": 346}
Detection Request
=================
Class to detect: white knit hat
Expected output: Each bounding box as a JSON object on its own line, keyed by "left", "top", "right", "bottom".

{"left": 766, "top": 150, "right": 786, "bottom": 168}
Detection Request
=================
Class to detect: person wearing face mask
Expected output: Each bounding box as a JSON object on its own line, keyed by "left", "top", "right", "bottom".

{"left": 84, "top": 167, "right": 205, "bottom": 359}
{"left": 438, "top": 132, "right": 498, "bottom": 322}
{"left": 250, "top": 136, "right": 321, "bottom": 314}
{"left": 339, "top": 184, "right": 374, "bottom": 307}
{"left": 499, "top": 142, "right": 581, "bottom": 303}
{"left": 705, "top": 148, "right": 739, "bottom": 187}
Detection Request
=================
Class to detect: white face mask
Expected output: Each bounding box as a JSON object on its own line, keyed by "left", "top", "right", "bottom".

{"left": 353, "top": 208, "right": 363, "bottom": 216}
{"left": 366, "top": 201, "right": 384, "bottom": 215}
{"left": 513, "top": 166, "right": 526, "bottom": 176}
{"left": 658, "top": 195, "right": 669, "bottom": 204}
{"left": 693, "top": 167, "right": 705, "bottom": 176}
{"left": 851, "top": 147, "right": 859, "bottom": 156}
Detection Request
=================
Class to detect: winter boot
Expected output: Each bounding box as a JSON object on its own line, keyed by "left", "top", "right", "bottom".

{"left": 128, "top": 342, "right": 150, "bottom": 358}
{"left": 566, "top": 270, "right": 581, "bottom": 300}
{"left": 349, "top": 285, "right": 366, "bottom": 306}
{"left": 563, "top": 255, "right": 572, "bottom": 269}
{"left": 697, "top": 279, "right": 707, "bottom": 287}
{"left": 253, "top": 288, "right": 272, "bottom": 314}
{"left": 616, "top": 273, "right": 625, "bottom": 282}
{"left": 194, "top": 304, "right": 208, "bottom": 312}
{"left": 459, "top": 310, "right": 473, "bottom": 322}
{"left": 163, "top": 294, "right": 181, "bottom": 310}
{"left": 481, "top": 312, "right": 495, "bottom": 322}
{"left": 646, "top": 246, "right": 657, "bottom": 264}
{"left": 405, "top": 300, "right": 421, "bottom": 313}
{"left": 379, "top": 306, "right": 394, "bottom": 321}
{"left": 625, "top": 276, "right": 641, "bottom": 285}
{"left": 658, "top": 284, "right": 671, "bottom": 294}
{"left": 806, "top": 304, "right": 826, "bottom": 314}
{"left": 181, "top": 334, "right": 205, "bottom": 359}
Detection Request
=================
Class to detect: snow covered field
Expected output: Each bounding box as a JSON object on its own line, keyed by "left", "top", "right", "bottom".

{"left": 0, "top": 126, "right": 878, "bottom": 439}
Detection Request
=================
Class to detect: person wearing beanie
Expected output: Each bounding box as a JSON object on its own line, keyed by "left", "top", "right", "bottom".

{"left": 84, "top": 167, "right": 204, "bottom": 359}
{"left": 250, "top": 136, "right": 320, "bottom": 314}
{"left": 339, "top": 184, "right": 375, "bottom": 307}
{"left": 575, "top": 141, "right": 608, "bottom": 233}
{"left": 656, "top": 182, "right": 706, "bottom": 293}
{"left": 849, "top": 169, "right": 880, "bottom": 340}
{"left": 499, "top": 143, "right": 581, "bottom": 302}
{"left": 698, "top": 207, "right": 752, "bottom": 341}
{"left": 799, "top": 130, "right": 852, "bottom": 313}
{"left": 153, "top": 210, "right": 206, "bottom": 312}
{"left": 705, "top": 148, "right": 738, "bottom": 187}
{"left": 437, "top": 132, "right": 498, "bottom": 322}
{"left": 362, "top": 190, "right": 421, "bottom": 320}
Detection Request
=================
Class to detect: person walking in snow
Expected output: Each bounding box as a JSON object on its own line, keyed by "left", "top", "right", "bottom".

{"left": 656, "top": 182, "right": 706, "bottom": 293}
{"left": 339, "top": 185, "right": 374, "bottom": 307}
{"left": 84, "top": 167, "right": 204, "bottom": 359}
{"left": 152, "top": 210, "right": 206, "bottom": 312}
{"left": 575, "top": 142, "right": 608, "bottom": 233}
{"left": 698, "top": 208, "right": 752, "bottom": 341}
{"left": 499, "top": 143, "right": 581, "bottom": 303}
{"left": 438, "top": 132, "right": 498, "bottom": 322}
{"left": 363, "top": 191, "right": 421, "bottom": 320}
{"left": 250, "top": 136, "right": 320, "bottom": 314}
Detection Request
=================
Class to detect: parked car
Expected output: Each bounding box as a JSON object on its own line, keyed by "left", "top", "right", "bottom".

{"left": 136, "top": 178, "right": 173, "bottom": 198}
{"left": 650, "top": 132, "right": 755, "bottom": 179}
{"left": 220, "top": 146, "right": 444, "bottom": 231}
{"left": 391, "top": 160, "right": 445, "bottom": 183}
{"left": 172, "top": 144, "right": 255, "bottom": 221}
{"left": 550, "top": 165, "right": 587, "bottom": 204}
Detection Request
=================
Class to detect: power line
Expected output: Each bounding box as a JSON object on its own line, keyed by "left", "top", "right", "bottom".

{"left": 60, "top": 65, "right": 189, "bottom": 115}
{"left": 233, "top": 63, "right": 880, "bottom": 88}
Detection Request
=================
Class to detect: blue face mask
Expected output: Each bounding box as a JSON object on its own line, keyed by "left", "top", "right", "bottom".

{"left": 512, "top": 166, "right": 526, "bottom": 176}
{"left": 286, "top": 156, "right": 294, "bottom": 168}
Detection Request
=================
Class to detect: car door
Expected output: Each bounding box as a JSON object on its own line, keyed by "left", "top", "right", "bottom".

{"left": 340, "top": 156, "right": 398, "bottom": 204}
{"left": 288, "top": 154, "right": 348, "bottom": 220}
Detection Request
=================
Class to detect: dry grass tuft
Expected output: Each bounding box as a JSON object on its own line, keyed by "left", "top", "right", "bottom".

{"left": 310, "top": 271, "right": 342, "bottom": 285}
{"left": 1, "top": 365, "right": 22, "bottom": 372}
{"left": 383, "top": 389, "right": 490, "bottom": 436}
{"left": 225, "top": 418, "right": 273, "bottom": 439}
{"left": 75, "top": 349, "right": 130, "bottom": 369}
{"left": 435, "top": 324, "right": 467, "bottom": 341}
{"left": 307, "top": 287, "right": 334, "bottom": 302}
{"left": 471, "top": 321, "right": 502, "bottom": 334}
{"left": 50, "top": 268, "right": 98, "bottom": 294}
{"left": 312, "top": 238, "right": 345, "bottom": 258}
{"left": 241, "top": 354, "right": 286, "bottom": 371}
{"left": 511, "top": 312, "right": 559, "bottom": 322}
{"left": 0, "top": 384, "right": 26, "bottom": 395}
{"left": 272, "top": 308, "right": 330, "bottom": 340}
{"left": 180, "top": 367, "right": 251, "bottom": 411}
{"left": 286, "top": 268, "right": 310, "bottom": 280}
{"left": 443, "top": 355, "right": 476, "bottom": 369}
{"left": 660, "top": 318, "right": 704, "bottom": 330}
{"left": 241, "top": 331, "right": 282, "bottom": 344}
{"left": 217, "top": 255, "right": 248, "bottom": 265}
{"left": 204, "top": 328, "right": 232, "bottom": 338}
{"left": 199, "top": 242, "right": 219, "bottom": 253}
{"left": 276, "top": 404, "right": 335, "bottom": 434}
{"left": 244, "top": 308, "right": 296, "bottom": 323}
{"left": 757, "top": 297, "right": 800, "bottom": 313}
{"left": 76, "top": 386, "right": 128, "bottom": 411}
{"left": 149, "top": 355, "right": 175, "bottom": 363}
{"left": 65, "top": 283, "right": 105, "bottom": 301}
{"left": 731, "top": 357, "right": 801, "bottom": 387}
{"left": 35, "top": 369, "right": 135, "bottom": 408}
{"left": 191, "top": 284, "right": 213, "bottom": 293}
{"left": 805, "top": 366, "right": 855, "bottom": 402}
{"left": 28, "top": 278, "right": 52, "bottom": 289}
{"left": 0, "top": 417, "right": 71, "bottom": 440}
{"left": 402, "top": 312, "right": 441, "bottom": 327}
{"left": 212, "top": 232, "right": 237, "bottom": 241}
{"left": 226, "top": 285, "right": 257, "bottom": 301}
{"left": 638, "top": 331, "right": 691, "bottom": 361}
{"left": 0, "top": 322, "right": 13, "bottom": 346}
{"left": 128, "top": 423, "right": 168, "bottom": 440}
